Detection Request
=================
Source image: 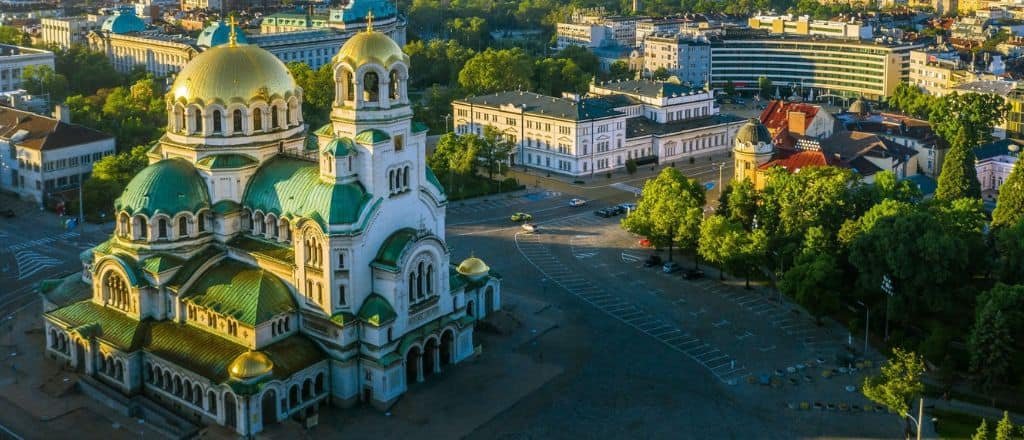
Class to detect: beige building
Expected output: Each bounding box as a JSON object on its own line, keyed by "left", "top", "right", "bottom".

{"left": 0, "top": 106, "right": 116, "bottom": 205}
{"left": 452, "top": 80, "right": 744, "bottom": 177}
{"left": 746, "top": 14, "right": 872, "bottom": 40}
{"left": 909, "top": 49, "right": 968, "bottom": 96}
{"left": 39, "top": 16, "right": 105, "bottom": 49}
{"left": 0, "top": 44, "right": 54, "bottom": 93}
{"left": 88, "top": 31, "right": 198, "bottom": 77}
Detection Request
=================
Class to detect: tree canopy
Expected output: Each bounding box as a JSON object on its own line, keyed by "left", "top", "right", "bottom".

{"left": 935, "top": 134, "right": 982, "bottom": 201}
{"left": 458, "top": 48, "right": 534, "bottom": 95}
{"left": 862, "top": 348, "right": 925, "bottom": 419}
{"left": 622, "top": 167, "right": 705, "bottom": 261}
{"left": 992, "top": 159, "right": 1024, "bottom": 229}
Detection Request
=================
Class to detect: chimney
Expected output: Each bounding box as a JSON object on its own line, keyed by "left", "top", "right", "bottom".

{"left": 787, "top": 111, "right": 807, "bottom": 136}
{"left": 53, "top": 103, "right": 70, "bottom": 123}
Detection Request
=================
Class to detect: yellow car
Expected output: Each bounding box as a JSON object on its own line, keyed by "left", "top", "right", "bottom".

{"left": 510, "top": 212, "right": 533, "bottom": 222}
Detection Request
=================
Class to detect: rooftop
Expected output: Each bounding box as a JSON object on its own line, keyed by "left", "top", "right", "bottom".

{"left": 0, "top": 107, "right": 112, "bottom": 151}
{"left": 592, "top": 79, "right": 704, "bottom": 99}
{"left": 458, "top": 91, "right": 623, "bottom": 121}
{"left": 954, "top": 80, "right": 1019, "bottom": 97}
{"left": 626, "top": 114, "right": 745, "bottom": 138}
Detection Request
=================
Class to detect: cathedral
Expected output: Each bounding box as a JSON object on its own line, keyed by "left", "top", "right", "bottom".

{"left": 40, "top": 23, "right": 501, "bottom": 435}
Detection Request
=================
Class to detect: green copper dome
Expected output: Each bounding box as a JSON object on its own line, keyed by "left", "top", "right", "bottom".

{"left": 197, "top": 20, "right": 249, "bottom": 48}
{"left": 101, "top": 8, "right": 146, "bottom": 34}
{"left": 115, "top": 158, "right": 211, "bottom": 217}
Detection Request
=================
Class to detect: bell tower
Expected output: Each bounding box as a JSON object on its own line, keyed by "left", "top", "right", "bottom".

{"left": 732, "top": 118, "right": 775, "bottom": 183}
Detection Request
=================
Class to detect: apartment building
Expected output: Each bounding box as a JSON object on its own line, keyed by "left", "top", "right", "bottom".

{"left": 0, "top": 44, "right": 54, "bottom": 94}
{"left": 0, "top": 106, "right": 115, "bottom": 204}
{"left": 710, "top": 32, "right": 925, "bottom": 100}
{"left": 909, "top": 49, "right": 968, "bottom": 95}
{"left": 555, "top": 22, "right": 615, "bottom": 49}
{"left": 747, "top": 14, "right": 872, "bottom": 40}
{"left": 39, "top": 16, "right": 105, "bottom": 49}
{"left": 451, "top": 80, "right": 744, "bottom": 177}
{"left": 642, "top": 33, "right": 710, "bottom": 86}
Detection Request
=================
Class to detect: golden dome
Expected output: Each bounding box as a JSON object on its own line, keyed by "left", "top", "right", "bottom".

{"left": 334, "top": 30, "right": 408, "bottom": 68}
{"left": 171, "top": 44, "right": 299, "bottom": 105}
{"left": 456, "top": 257, "right": 490, "bottom": 279}
{"left": 228, "top": 351, "right": 274, "bottom": 380}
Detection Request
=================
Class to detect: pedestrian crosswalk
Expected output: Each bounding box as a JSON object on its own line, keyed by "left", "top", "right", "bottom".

{"left": 515, "top": 231, "right": 749, "bottom": 385}
{"left": 610, "top": 182, "right": 642, "bottom": 195}
{"left": 448, "top": 191, "right": 564, "bottom": 216}
{"left": 14, "top": 250, "right": 62, "bottom": 280}
{"left": 4, "top": 231, "right": 79, "bottom": 252}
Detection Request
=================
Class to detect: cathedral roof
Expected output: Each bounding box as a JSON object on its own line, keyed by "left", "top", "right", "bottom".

{"left": 357, "top": 293, "right": 397, "bottom": 326}
{"left": 242, "top": 156, "right": 371, "bottom": 228}
{"left": 373, "top": 228, "right": 416, "bottom": 270}
{"left": 355, "top": 128, "right": 390, "bottom": 144}
{"left": 46, "top": 301, "right": 148, "bottom": 351}
{"left": 101, "top": 8, "right": 146, "bottom": 34}
{"left": 196, "top": 153, "right": 258, "bottom": 170}
{"left": 115, "top": 158, "right": 211, "bottom": 217}
{"left": 425, "top": 165, "right": 445, "bottom": 196}
{"left": 39, "top": 273, "right": 91, "bottom": 309}
{"left": 169, "top": 43, "right": 298, "bottom": 106}
{"left": 321, "top": 137, "right": 354, "bottom": 156}
{"left": 228, "top": 351, "right": 273, "bottom": 379}
{"left": 182, "top": 259, "right": 296, "bottom": 326}
{"left": 335, "top": 28, "right": 407, "bottom": 68}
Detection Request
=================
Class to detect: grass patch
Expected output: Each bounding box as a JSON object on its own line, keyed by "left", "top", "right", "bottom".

{"left": 933, "top": 409, "right": 995, "bottom": 440}
{"left": 444, "top": 174, "right": 524, "bottom": 201}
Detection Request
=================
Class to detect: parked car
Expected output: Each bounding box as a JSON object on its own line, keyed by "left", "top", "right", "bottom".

{"left": 734, "top": 98, "right": 746, "bottom": 105}
{"left": 1, "top": 209, "right": 14, "bottom": 218}
{"left": 521, "top": 223, "right": 537, "bottom": 232}
{"left": 569, "top": 198, "right": 587, "bottom": 207}
{"left": 609, "top": 205, "right": 625, "bottom": 215}
{"left": 510, "top": 212, "right": 533, "bottom": 222}
{"left": 594, "top": 208, "right": 614, "bottom": 218}
{"left": 662, "top": 261, "right": 682, "bottom": 273}
{"left": 682, "top": 268, "right": 705, "bottom": 280}
{"left": 643, "top": 255, "right": 663, "bottom": 267}
{"left": 638, "top": 237, "right": 652, "bottom": 248}
{"left": 618, "top": 203, "right": 636, "bottom": 214}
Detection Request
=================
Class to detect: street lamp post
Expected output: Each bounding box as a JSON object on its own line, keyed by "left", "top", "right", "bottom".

{"left": 443, "top": 114, "right": 452, "bottom": 133}
{"left": 856, "top": 300, "right": 870, "bottom": 355}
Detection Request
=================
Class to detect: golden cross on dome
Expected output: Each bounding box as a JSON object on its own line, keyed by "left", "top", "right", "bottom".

{"left": 366, "top": 10, "right": 374, "bottom": 32}
{"left": 228, "top": 15, "right": 238, "bottom": 47}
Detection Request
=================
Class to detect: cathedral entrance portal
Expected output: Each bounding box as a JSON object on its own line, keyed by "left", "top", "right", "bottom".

{"left": 440, "top": 330, "right": 454, "bottom": 367}
{"left": 485, "top": 286, "right": 495, "bottom": 314}
{"left": 405, "top": 346, "right": 421, "bottom": 386}
{"left": 423, "top": 338, "right": 438, "bottom": 378}
{"left": 261, "top": 389, "right": 278, "bottom": 426}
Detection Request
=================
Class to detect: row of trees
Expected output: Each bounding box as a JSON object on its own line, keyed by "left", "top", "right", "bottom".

{"left": 623, "top": 92, "right": 1024, "bottom": 402}
{"left": 426, "top": 126, "right": 516, "bottom": 199}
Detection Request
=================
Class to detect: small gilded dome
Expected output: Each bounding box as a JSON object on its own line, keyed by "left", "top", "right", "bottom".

{"left": 849, "top": 97, "right": 871, "bottom": 115}
{"left": 457, "top": 257, "right": 490, "bottom": 280}
{"left": 228, "top": 351, "right": 274, "bottom": 380}
{"left": 334, "top": 30, "right": 407, "bottom": 68}
{"left": 170, "top": 43, "right": 299, "bottom": 105}
{"left": 115, "top": 158, "right": 211, "bottom": 217}
{"left": 734, "top": 118, "right": 772, "bottom": 146}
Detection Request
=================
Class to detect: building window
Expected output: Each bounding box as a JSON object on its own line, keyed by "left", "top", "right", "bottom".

{"left": 338, "top": 285, "right": 346, "bottom": 306}
{"left": 178, "top": 217, "right": 188, "bottom": 237}
{"left": 337, "top": 252, "right": 345, "bottom": 269}
{"left": 158, "top": 219, "right": 168, "bottom": 238}
{"left": 253, "top": 108, "right": 263, "bottom": 131}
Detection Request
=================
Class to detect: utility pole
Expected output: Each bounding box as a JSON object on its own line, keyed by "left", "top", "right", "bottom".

{"left": 882, "top": 275, "right": 894, "bottom": 341}
{"left": 857, "top": 300, "right": 869, "bottom": 355}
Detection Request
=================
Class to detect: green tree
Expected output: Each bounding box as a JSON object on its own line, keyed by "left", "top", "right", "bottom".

{"left": 724, "top": 79, "right": 736, "bottom": 96}
{"left": 287, "top": 62, "right": 333, "bottom": 130}
{"left": 872, "top": 170, "right": 921, "bottom": 204}
{"left": 651, "top": 67, "right": 670, "bottom": 81}
{"left": 862, "top": 348, "right": 926, "bottom": 436}
{"left": 996, "top": 411, "right": 1015, "bottom": 440}
{"left": 481, "top": 126, "right": 513, "bottom": 181}
{"left": 533, "top": 57, "right": 587, "bottom": 96}
{"left": 449, "top": 17, "right": 491, "bottom": 51}
{"left": 405, "top": 39, "right": 475, "bottom": 88}
{"left": 0, "top": 26, "right": 27, "bottom": 45}
{"left": 779, "top": 252, "right": 841, "bottom": 323}
{"left": 758, "top": 76, "right": 772, "bottom": 99}
{"left": 995, "top": 220, "right": 1024, "bottom": 284}
{"left": 625, "top": 159, "right": 637, "bottom": 175}
{"left": 82, "top": 145, "right": 150, "bottom": 218}
{"left": 607, "top": 60, "right": 634, "bottom": 81}
{"left": 973, "top": 419, "right": 991, "bottom": 440}
{"left": 969, "top": 309, "right": 1014, "bottom": 396}
{"left": 427, "top": 133, "right": 480, "bottom": 194}
{"left": 458, "top": 48, "right": 533, "bottom": 95}
{"left": 889, "top": 82, "right": 938, "bottom": 119}
{"left": 699, "top": 216, "right": 766, "bottom": 286}
{"left": 992, "top": 160, "right": 1024, "bottom": 229}
{"left": 623, "top": 167, "right": 705, "bottom": 262}
{"left": 726, "top": 179, "right": 758, "bottom": 230}
{"left": 556, "top": 45, "right": 600, "bottom": 77}
{"left": 930, "top": 92, "right": 1008, "bottom": 149}
{"left": 935, "top": 131, "right": 982, "bottom": 201}
{"left": 52, "top": 45, "right": 123, "bottom": 96}
{"left": 21, "top": 65, "right": 70, "bottom": 103}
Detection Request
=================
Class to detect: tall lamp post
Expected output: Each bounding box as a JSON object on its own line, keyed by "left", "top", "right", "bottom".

{"left": 856, "top": 300, "right": 870, "bottom": 355}
{"left": 443, "top": 114, "right": 452, "bottom": 134}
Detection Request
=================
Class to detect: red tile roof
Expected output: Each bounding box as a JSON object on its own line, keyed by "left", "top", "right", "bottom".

{"left": 758, "top": 100, "right": 821, "bottom": 134}
{"left": 0, "top": 107, "right": 112, "bottom": 151}
{"left": 759, "top": 148, "right": 833, "bottom": 172}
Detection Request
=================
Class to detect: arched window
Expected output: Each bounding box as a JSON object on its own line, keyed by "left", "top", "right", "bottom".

{"left": 158, "top": 218, "right": 168, "bottom": 239}
{"left": 417, "top": 261, "right": 424, "bottom": 298}
{"left": 105, "top": 271, "right": 130, "bottom": 312}
{"left": 232, "top": 109, "right": 243, "bottom": 133}
{"left": 178, "top": 217, "right": 188, "bottom": 237}
{"left": 212, "top": 110, "right": 223, "bottom": 134}
{"left": 118, "top": 213, "right": 129, "bottom": 237}
{"left": 388, "top": 169, "right": 394, "bottom": 192}
{"left": 197, "top": 213, "right": 206, "bottom": 233}
{"left": 175, "top": 106, "right": 185, "bottom": 132}
{"left": 193, "top": 110, "right": 202, "bottom": 134}
{"left": 389, "top": 69, "right": 400, "bottom": 100}
{"left": 363, "top": 71, "right": 379, "bottom": 103}
{"left": 253, "top": 108, "right": 263, "bottom": 131}
{"left": 271, "top": 105, "right": 279, "bottom": 129}
{"left": 426, "top": 264, "right": 433, "bottom": 294}
{"left": 403, "top": 166, "right": 410, "bottom": 188}
{"left": 344, "top": 70, "right": 354, "bottom": 101}
{"left": 408, "top": 272, "right": 416, "bottom": 303}
{"left": 286, "top": 104, "right": 292, "bottom": 127}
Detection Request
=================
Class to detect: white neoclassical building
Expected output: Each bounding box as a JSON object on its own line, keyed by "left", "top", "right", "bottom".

{"left": 42, "top": 23, "right": 500, "bottom": 436}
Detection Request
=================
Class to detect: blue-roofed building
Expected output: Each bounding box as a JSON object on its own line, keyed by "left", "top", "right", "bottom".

{"left": 259, "top": 0, "right": 406, "bottom": 48}
{"left": 197, "top": 20, "right": 248, "bottom": 48}
{"left": 99, "top": 7, "right": 147, "bottom": 34}
{"left": 901, "top": 174, "right": 937, "bottom": 199}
